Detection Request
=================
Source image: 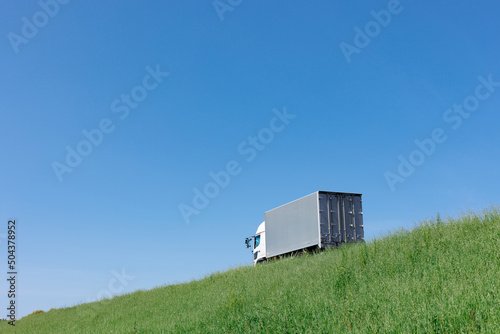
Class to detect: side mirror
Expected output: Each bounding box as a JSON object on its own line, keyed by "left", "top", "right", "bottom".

{"left": 244, "top": 237, "right": 253, "bottom": 248}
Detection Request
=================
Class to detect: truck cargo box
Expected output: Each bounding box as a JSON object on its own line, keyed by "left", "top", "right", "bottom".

{"left": 264, "top": 191, "right": 363, "bottom": 258}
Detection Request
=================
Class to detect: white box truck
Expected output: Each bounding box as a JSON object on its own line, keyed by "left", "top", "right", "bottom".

{"left": 246, "top": 191, "right": 364, "bottom": 264}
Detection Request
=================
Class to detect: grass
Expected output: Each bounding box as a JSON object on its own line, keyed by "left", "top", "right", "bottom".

{"left": 2, "top": 208, "right": 499, "bottom": 333}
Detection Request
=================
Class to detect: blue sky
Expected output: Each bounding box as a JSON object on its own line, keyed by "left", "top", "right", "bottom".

{"left": 1, "top": 0, "right": 499, "bottom": 318}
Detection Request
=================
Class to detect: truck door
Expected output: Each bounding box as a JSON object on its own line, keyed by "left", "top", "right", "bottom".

{"left": 319, "top": 193, "right": 343, "bottom": 246}
{"left": 343, "top": 195, "right": 355, "bottom": 242}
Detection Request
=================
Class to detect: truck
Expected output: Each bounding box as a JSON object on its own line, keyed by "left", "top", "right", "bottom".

{"left": 245, "top": 191, "right": 364, "bottom": 264}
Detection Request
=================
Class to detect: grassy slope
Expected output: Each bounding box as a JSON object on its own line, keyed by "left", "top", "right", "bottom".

{"left": 3, "top": 208, "right": 500, "bottom": 333}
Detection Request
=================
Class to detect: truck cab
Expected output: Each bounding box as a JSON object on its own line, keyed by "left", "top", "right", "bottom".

{"left": 253, "top": 221, "right": 266, "bottom": 264}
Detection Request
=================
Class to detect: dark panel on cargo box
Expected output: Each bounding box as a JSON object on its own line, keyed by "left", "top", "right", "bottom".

{"left": 318, "top": 191, "right": 363, "bottom": 247}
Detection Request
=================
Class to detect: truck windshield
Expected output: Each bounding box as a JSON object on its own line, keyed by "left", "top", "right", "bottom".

{"left": 254, "top": 235, "right": 260, "bottom": 248}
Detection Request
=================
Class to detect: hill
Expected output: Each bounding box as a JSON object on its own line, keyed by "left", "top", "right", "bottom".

{"left": 3, "top": 208, "right": 499, "bottom": 333}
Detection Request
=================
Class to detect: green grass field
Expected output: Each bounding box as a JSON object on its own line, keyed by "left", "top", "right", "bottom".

{"left": 3, "top": 208, "right": 499, "bottom": 333}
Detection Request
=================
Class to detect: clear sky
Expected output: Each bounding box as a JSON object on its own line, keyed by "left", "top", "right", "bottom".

{"left": 1, "top": 0, "right": 499, "bottom": 318}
